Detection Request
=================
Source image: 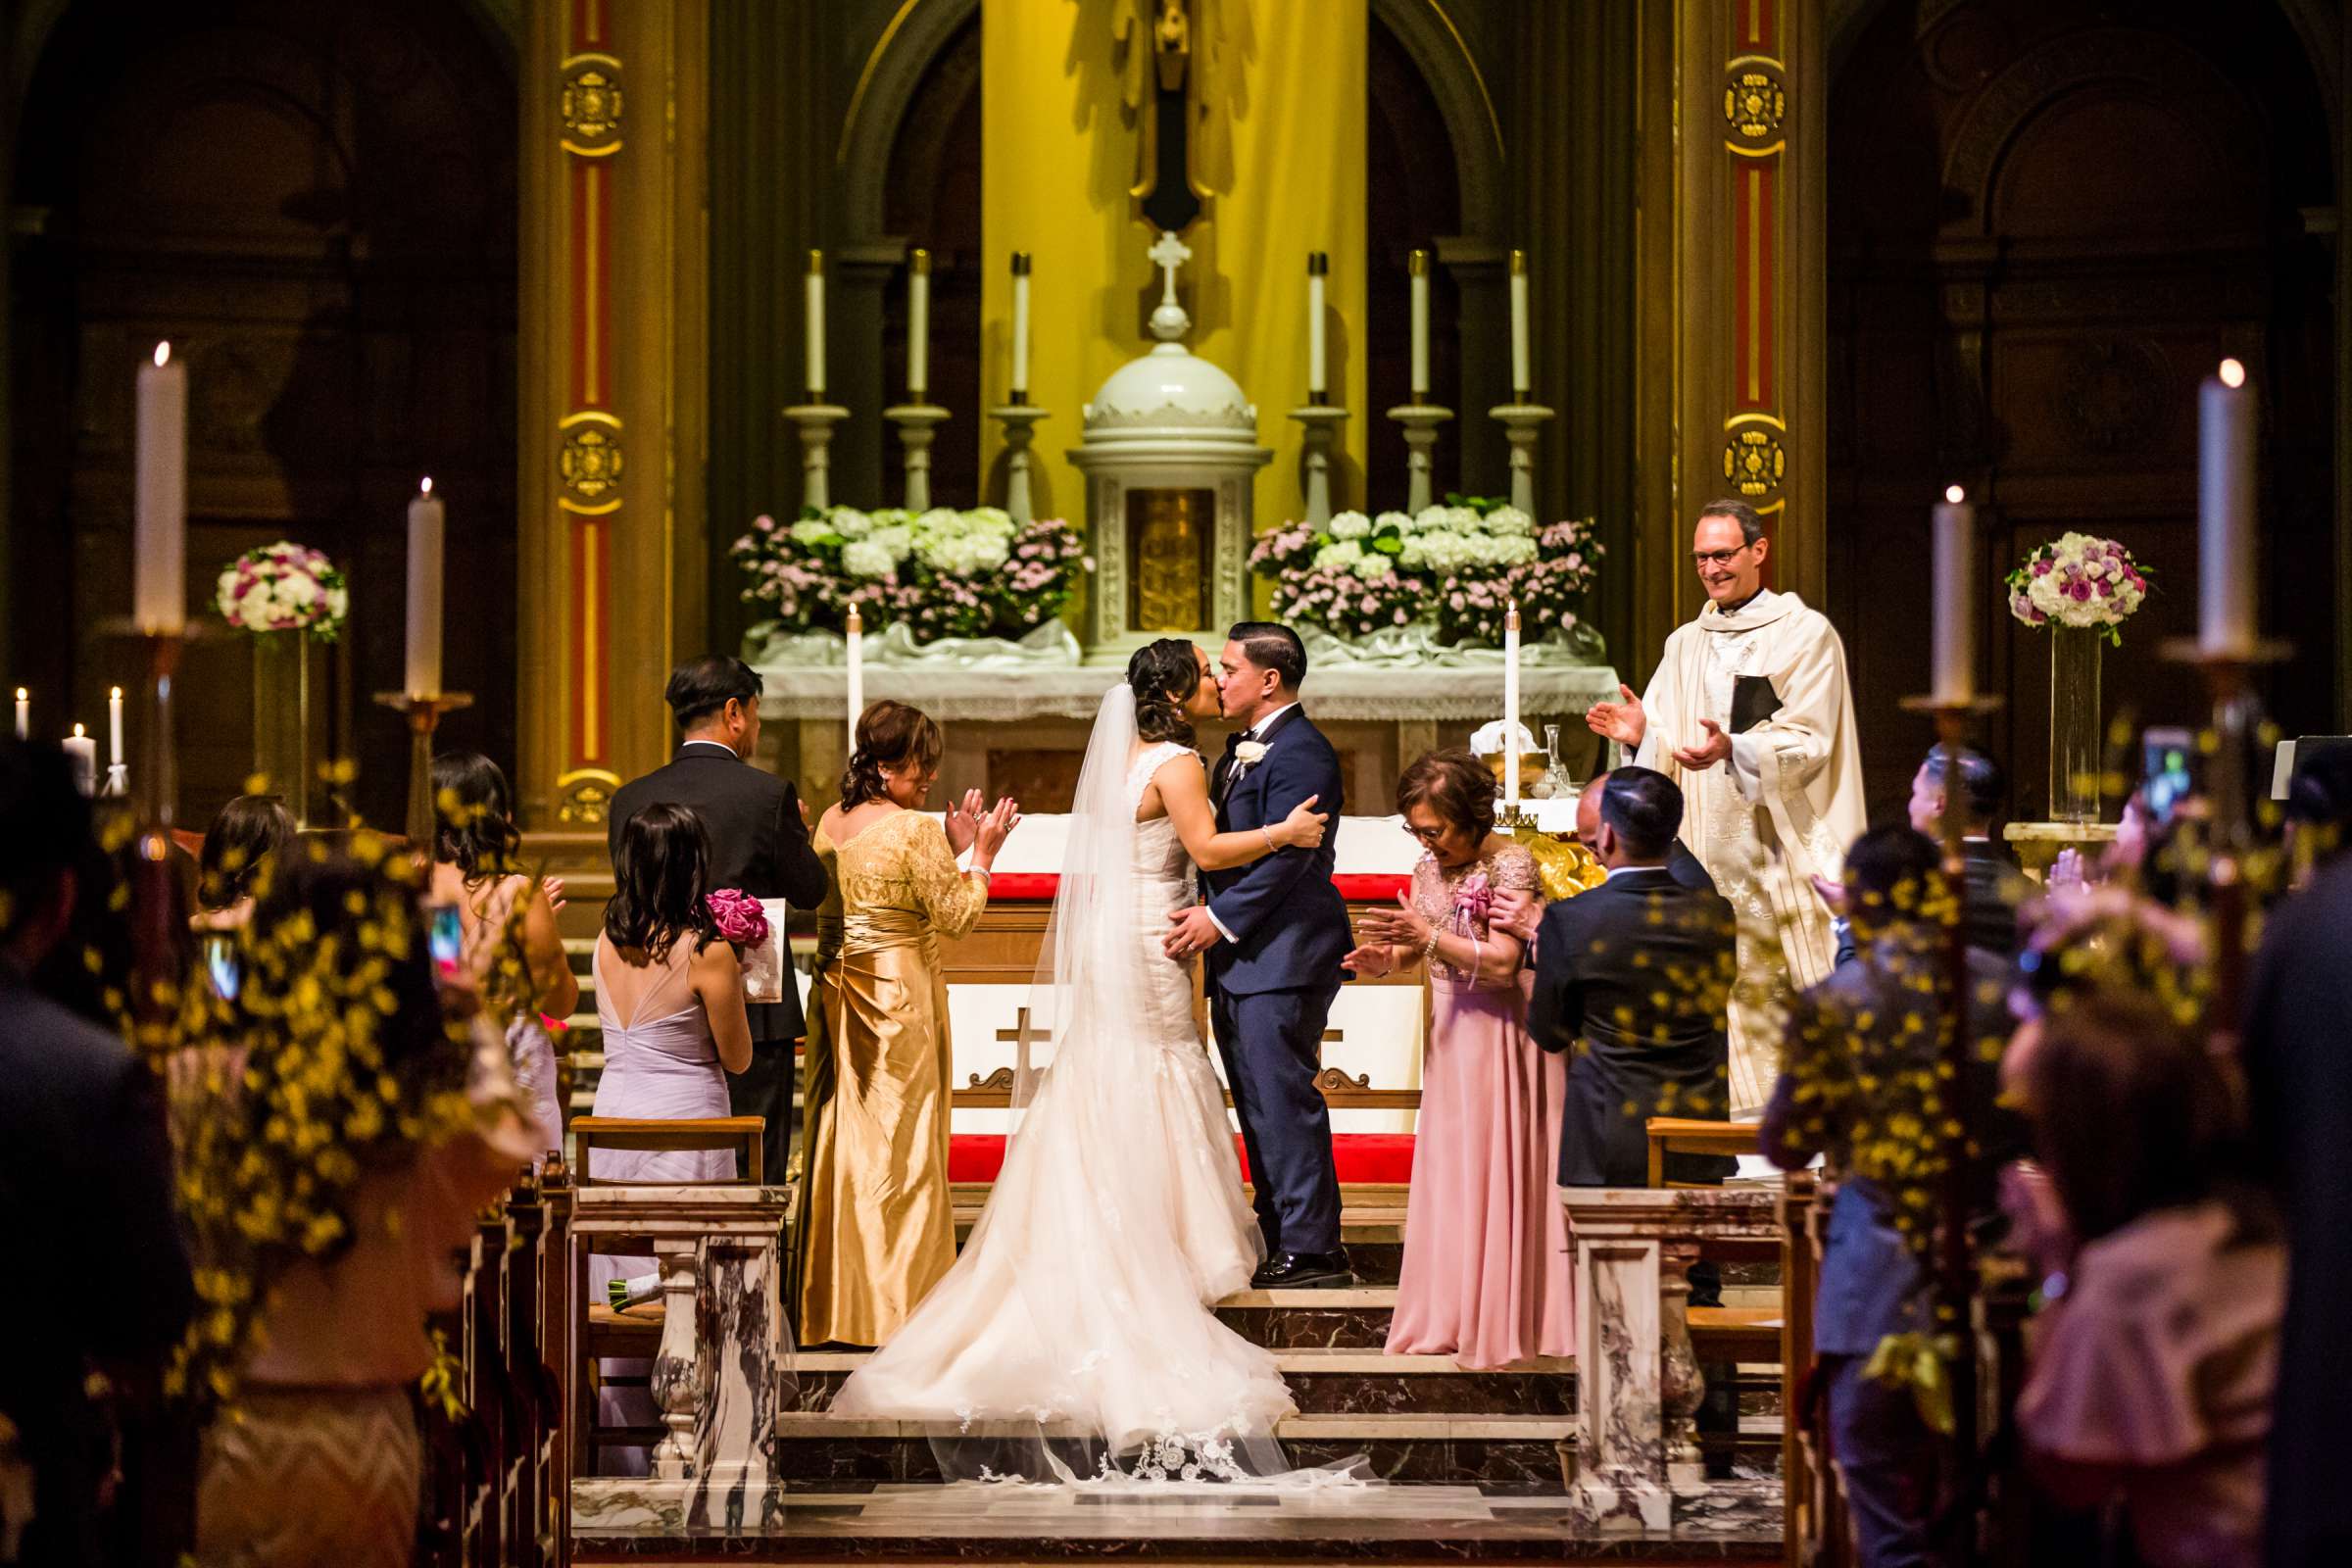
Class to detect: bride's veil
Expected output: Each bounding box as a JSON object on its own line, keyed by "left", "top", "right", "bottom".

{"left": 1011, "top": 682, "right": 1143, "bottom": 1115}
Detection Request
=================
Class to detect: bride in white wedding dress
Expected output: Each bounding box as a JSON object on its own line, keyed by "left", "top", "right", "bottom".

{"left": 827, "top": 639, "right": 1343, "bottom": 1483}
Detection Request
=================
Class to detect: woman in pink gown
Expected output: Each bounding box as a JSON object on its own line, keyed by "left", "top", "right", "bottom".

{"left": 1348, "top": 750, "right": 1572, "bottom": 1369}
{"left": 586, "top": 802, "right": 755, "bottom": 1475}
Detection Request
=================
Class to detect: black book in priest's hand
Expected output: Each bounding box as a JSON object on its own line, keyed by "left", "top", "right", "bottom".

{"left": 1731, "top": 675, "right": 1783, "bottom": 735}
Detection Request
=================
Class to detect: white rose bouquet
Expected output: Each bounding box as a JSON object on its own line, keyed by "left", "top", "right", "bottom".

{"left": 2005, "top": 532, "right": 2152, "bottom": 646}
{"left": 215, "top": 542, "right": 350, "bottom": 642}
{"left": 1248, "top": 496, "right": 1602, "bottom": 649}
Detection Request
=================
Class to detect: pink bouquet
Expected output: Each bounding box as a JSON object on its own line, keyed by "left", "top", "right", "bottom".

{"left": 707, "top": 888, "right": 770, "bottom": 949}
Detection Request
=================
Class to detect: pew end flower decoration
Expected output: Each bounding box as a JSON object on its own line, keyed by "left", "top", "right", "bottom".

{"left": 216, "top": 542, "right": 350, "bottom": 641}
{"left": 2005, "top": 533, "right": 2150, "bottom": 647}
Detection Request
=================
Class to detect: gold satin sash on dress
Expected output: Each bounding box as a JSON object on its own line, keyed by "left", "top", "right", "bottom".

{"left": 792, "top": 908, "right": 958, "bottom": 1348}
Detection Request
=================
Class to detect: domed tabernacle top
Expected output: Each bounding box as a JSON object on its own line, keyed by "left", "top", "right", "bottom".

{"left": 1082, "top": 341, "right": 1258, "bottom": 446}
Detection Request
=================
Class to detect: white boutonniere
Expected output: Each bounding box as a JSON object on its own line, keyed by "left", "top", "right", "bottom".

{"left": 1235, "top": 740, "right": 1270, "bottom": 765}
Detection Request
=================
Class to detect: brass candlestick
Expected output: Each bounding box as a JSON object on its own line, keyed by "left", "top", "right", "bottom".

{"left": 374, "top": 691, "right": 474, "bottom": 852}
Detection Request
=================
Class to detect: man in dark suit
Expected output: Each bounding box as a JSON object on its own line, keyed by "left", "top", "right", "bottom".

{"left": 2246, "top": 855, "right": 2352, "bottom": 1568}
{"left": 0, "top": 740, "right": 194, "bottom": 1565}
{"left": 1530, "top": 766, "right": 1739, "bottom": 1189}
{"left": 609, "top": 656, "right": 828, "bottom": 1183}
{"left": 1164, "top": 621, "right": 1352, "bottom": 1289}
{"left": 1761, "top": 823, "right": 2018, "bottom": 1568}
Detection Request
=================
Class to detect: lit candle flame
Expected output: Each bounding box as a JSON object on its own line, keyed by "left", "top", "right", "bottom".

{"left": 419, "top": 476, "right": 434, "bottom": 496}
{"left": 153, "top": 342, "right": 171, "bottom": 368}
{"left": 2219, "top": 359, "right": 2246, "bottom": 389}
{"left": 110, "top": 685, "right": 122, "bottom": 700}
{"left": 72, "top": 723, "right": 83, "bottom": 738}
{"left": 14, "top": 687, "right": 24, "bottom": 701}
{"left": 1944, "top": 485, "right": 1966, "bottom": 504}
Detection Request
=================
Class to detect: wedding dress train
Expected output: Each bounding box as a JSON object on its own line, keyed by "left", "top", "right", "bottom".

{"left": 829, "top": 691, "right": 1346, "bottom": 1486}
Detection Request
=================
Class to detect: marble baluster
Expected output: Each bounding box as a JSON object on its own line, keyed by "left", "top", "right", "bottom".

{"left": 1657, "top": 1240, "right": 1707, "bottom": 1490}
{"left": 1566, "top": 1235, "right": 1670, "bottom": 1532}
{"left": 649, "top": 1238, "right": 705, "bottom": 1481}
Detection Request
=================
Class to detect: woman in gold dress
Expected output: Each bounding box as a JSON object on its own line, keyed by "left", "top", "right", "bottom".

{"left": 796, "top": 700, "right": 1020, "bottom": 1347}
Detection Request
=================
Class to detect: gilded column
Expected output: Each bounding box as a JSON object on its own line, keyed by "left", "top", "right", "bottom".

{"left": 519, "top": 0, "right": 710, "bottom": 828}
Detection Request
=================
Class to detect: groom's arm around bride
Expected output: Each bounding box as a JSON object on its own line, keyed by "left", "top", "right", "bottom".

{"left": 1165, "top": 622, "right": 1353, "bottom": 1286}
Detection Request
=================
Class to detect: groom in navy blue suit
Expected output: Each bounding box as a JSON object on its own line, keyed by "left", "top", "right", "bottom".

{"left": 1165, "top": 621, "right": 1353, "bottom": 1289}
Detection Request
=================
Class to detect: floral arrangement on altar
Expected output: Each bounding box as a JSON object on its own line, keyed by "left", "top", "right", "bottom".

{"left": 1247, "top": 498, "right": 1601, "bottom": 649}
{"left": 215, "top": 541, "right": 350, "bottom": 641}
{"left": 733, "top": 505, "right": 1087, "bottom": 644}
{"left": 2005, "top": 532, "right": 2151, "bottom": 645}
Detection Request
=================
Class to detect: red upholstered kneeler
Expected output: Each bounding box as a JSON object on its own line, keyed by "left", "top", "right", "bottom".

{"left": 950, "top": 1132, "right": 1416, "bottom": 1186}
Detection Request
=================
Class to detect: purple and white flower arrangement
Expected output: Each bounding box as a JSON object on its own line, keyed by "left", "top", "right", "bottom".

{"left": 2005, "top": 532, "right": 2151, "bottom": 645}
{"left": 733, "top": 505, "right": 1087, "bottom": 644}
{"left": 1248, "top": 498, "right": 1602, "bottom": 647}
{"left": 214, "top": 542, "right": 350, "bottom": 641}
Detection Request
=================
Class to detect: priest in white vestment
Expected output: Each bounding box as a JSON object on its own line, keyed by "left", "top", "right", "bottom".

{"left": 1588, "top": 499, "right": 1866, "bottom": 1112}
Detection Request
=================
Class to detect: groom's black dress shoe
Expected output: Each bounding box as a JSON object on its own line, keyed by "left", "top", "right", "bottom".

{"left": 1250, "top": 1250, "right": 1354, "bottom": 1291}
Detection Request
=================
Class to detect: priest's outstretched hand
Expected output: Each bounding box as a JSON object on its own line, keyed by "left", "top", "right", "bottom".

{"left": 1586, "top": 683, "right": 1645, "bottom": 748}
{"left": 1671, "top": 718, "right": 1733, "bottom": 770}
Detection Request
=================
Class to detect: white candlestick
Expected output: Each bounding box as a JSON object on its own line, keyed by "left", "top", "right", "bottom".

{"left": 2199, "top": 360, "right": 2256, "bottom": 656}
{"left": 134, "top": 342, "right": 187, "bottom": 634}
{"left": 805, "top": 250, "right": 827, "bottom": 399}
{"left": 108, "top": 686, "right": 122, "bottom": 764}
{"left": 13, "top": 688, "right": 25, "bottom": 742}
{"left": 1408, "top": 249, "right": 1430, "bottom": 401}
{"left": 1931, "top": 486, "right": 1976, "bottom": 704}
{"left": 406, "top": 479, "right": 446, "bottom": 699}
{"left": 1503, "top": 602, "right": 1522, "bottom": 808}
{"left": 1306, "top": 252, "right": 1328, "bottom": 398}
{"left": 63, "top": 724, "right": 96, "bottom": 798}
{"left": 1009, "top": 252, "right": 1032, "bottom": 399}
{"left": 845, "top": 603, "right": 865, "bottom": 750}
{"left": 1508, "top": 249, "right": 1531, "bottom": 399}
{"left": 906, "top": 248, "right": 931, "bottom": 401}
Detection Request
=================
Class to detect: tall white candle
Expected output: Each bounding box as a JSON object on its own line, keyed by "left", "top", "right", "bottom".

{"left": 2199, "top": 359, "right": 2257, "bottom": 656}
{"left": 1931, "top": 485, "right": 1976, "bottom": 704}
{"left": 406, "top": 478, "right": 446, "bottom": 699}
{"left": 1408, "top": 250, "right": 1431, "bottom": 401}
{"left": 906, "top": 248, "right": 931, "bottom": 401}
{"left": 845, "top": 602, "right": 865, "bottom": 751}
{"left": 13, "top": 688, "right": 25, "bottom": 742}
{"left": 134, "top": 342, "right": 187, "bottom": 634}
{"left": 1306, "top": 252, "right": 1328, "bottom": 398}
{"left": 1503, "top": 602, "right": 1522, "bottom": 808}
{"left": 1009, "top": 252, "right": 1032, "bottom": 399}
{"left": 63, "top": 724, "right": 96, "bottom": 798}
{"left": 108, "top": 686, "right": 122, "bottom": 764}
{"left": 1508, "top": 249, "right": 1530, "bottom": 398}
{"left": 805, "top": 250, "right": 827, "bottom": 399}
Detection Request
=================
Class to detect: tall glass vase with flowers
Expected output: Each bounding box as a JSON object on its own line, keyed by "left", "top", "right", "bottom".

{"left": 2005, "top": 533, "right": 2151, "bottom": 823}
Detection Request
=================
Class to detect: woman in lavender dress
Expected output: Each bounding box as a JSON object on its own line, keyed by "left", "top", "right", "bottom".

{"left": 587, "top": 802, "right": 754, "bottom": 1474}
{"left": 1348, "top": 750, "right": 1572, "bottom": 1369}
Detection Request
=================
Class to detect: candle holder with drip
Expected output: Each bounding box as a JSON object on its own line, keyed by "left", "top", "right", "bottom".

{"left": 102, "top": 618, "right": 210, "bottom": 1024}
{"left": 374, "top": 691, "right": 474, "bottom": 851}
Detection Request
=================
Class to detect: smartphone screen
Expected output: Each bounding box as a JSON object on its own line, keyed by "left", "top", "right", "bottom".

{"left": 2143, "top": 727, "right": 2194, "bottom": 828}
{"left": 426, "top": 902, "right": 466, "bottom": 976}
{"left": 204, "top": 934, "right": 241, "bottom": 1002}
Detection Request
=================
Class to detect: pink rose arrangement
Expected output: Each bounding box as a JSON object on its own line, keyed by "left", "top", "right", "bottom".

{"left": 215, "top": 541, "right": 350, "bottom": 641}
{"left": 2005, "top": 532, "right": 2151, "bottom": 646}
{"left": 706, "top": 888, "right": 770, "bottom": 950}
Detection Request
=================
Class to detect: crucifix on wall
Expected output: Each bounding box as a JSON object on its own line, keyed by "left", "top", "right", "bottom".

{"left": 1122, "top": 0, "right": 1203, "bottom": 232}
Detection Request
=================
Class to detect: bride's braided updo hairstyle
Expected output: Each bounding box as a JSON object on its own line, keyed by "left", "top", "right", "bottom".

{"left": 1126, "top": 638, "right": 1200, "bottom": 748}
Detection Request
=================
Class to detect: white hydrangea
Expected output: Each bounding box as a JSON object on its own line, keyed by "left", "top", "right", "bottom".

{"left": 1327, "top": 510, "right": 1371, "bottom": 539}
{"left": 790, "top": 515, "right": 839, "bottom": 545}
{"left": 277, "top": 572, "right": 319, "bottom": 607}
{"left": 1350, "top": 551, "right": 1396, "bottom": 582}
{"left": 831, "top": 507, "right": 874, "bottom": 539}
{"left": 238, "top": 584, "right": 275, "bottom": 624}
{"left": 868, "top": 525, "right": 914, "bottom": 561}
{"left": 1312, "top": 539, "right": 1365, "bottom": 573}
{"left": 1399, "top": 530, "right": 1476, "bottom": 572}
{"left": 324, "top": 586, "right": 349, "bottom": 620}
{"left": 1373, "top": 511, "right": 1412, "bottom": 535}
{"left": 964, "top": 506, "right": 1015, "bottom": 534}
{"left": 1484, "top": 505, "right": 1534, "bottom": 537}
{"left": 841, "top": 538, "right": 898, "bottom": 578}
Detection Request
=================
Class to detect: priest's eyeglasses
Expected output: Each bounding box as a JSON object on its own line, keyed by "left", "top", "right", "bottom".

{"left": 1692, "top": 544, "right": 1756, "bottom": 566}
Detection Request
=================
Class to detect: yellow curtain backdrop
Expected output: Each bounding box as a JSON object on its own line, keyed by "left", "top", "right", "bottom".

{"left": 981, "top": 0, "right": 1367, "bottom": 559}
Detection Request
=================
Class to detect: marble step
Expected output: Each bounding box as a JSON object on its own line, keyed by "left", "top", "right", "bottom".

{"left": 786, "top": 1346, "right": 1575, "bottom": 1419}
{"left": 760, "top": 1409, "right": 1580, "bottom": 1495}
